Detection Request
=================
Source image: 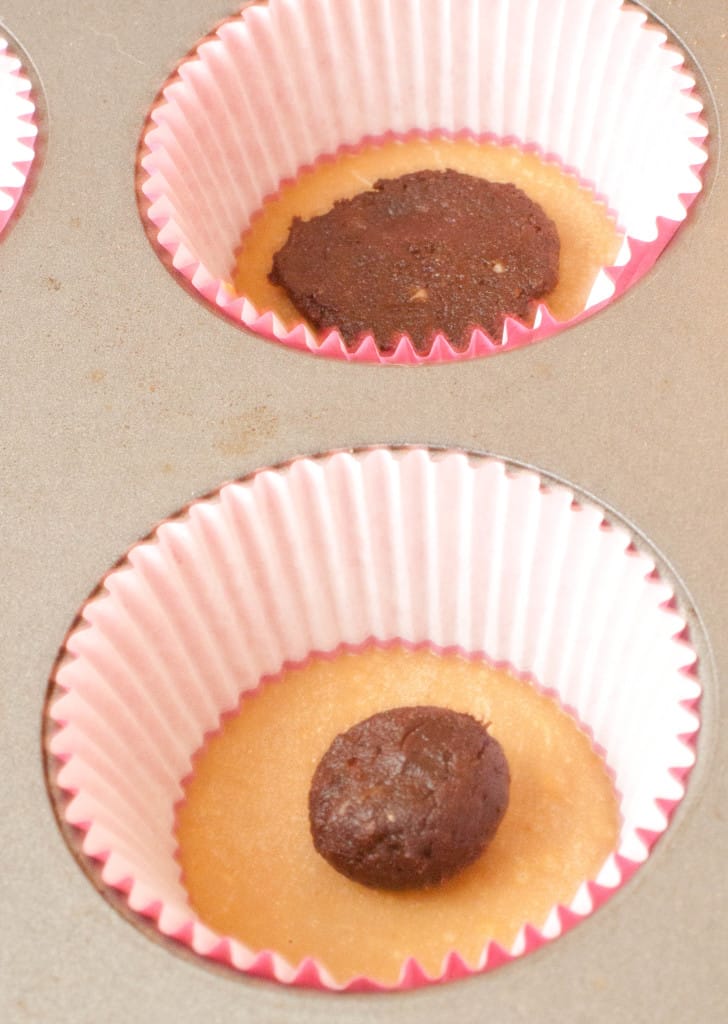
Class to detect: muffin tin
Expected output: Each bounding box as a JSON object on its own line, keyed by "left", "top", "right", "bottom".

{"left": 3, "top": 1, "right": 727, "bottom": 1022}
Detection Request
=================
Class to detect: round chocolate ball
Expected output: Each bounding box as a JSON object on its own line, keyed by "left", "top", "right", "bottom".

{"left": 308, "top": 705, "right": 510, "bottom": 890}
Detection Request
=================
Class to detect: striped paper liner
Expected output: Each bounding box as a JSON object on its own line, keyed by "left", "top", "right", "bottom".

{"left": 137, "top": 0, "right": 707, "bottom": 363}
{"left": 47, "top": 448, "right": 701, "bottom": 989}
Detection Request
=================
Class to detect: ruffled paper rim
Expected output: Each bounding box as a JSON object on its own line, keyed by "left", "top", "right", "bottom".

{"left": 136, "top": 1, "right": 708, "bottom": 365}
{"left": 44, "top": 447, "right": 702, "bottom": 991}
{"left": 0, "top": 34, "right": 38, "bottom": 236}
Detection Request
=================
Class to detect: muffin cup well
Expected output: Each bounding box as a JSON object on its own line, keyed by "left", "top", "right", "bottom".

{"left": 46, "top": 448, "right": 700, "bottom": 990}
{"left": 0, "top": 34, "right": 37, "bottom": 236}
{"left": 137, "top": 0, "right": 707, "bottom": 364}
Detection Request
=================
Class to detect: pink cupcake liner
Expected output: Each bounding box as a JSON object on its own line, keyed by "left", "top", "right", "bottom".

{"left": 46, "top": 448, "right": 701, "bottom": 990}
{"left": 0, "top": 34, "right": 37, "bottom": 236}
{"left": 137, "top": 0, "right": 707, "bottom": 364}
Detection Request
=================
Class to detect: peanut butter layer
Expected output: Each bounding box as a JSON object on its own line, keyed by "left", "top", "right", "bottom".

{"left": 176, "top": 647, "right": 619, "bottom": 986}
{"left": 233, "top": 137, "right": 622, "bottom": 343}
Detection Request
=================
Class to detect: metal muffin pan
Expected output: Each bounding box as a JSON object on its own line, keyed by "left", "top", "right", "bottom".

{"left": 2, "top": 2, "right": 726, "bottom": 1022}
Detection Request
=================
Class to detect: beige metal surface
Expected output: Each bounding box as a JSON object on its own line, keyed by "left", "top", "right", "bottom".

{"left": 1, "top": 2, "right": 726, "bottom": 1021}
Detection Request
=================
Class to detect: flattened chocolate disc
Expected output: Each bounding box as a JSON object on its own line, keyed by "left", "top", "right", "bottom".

{"left": 270, "top": 169, "right": 559, "bottom": 352}
{"left": 308, "top": 706, "right": 510, "bottom": 890}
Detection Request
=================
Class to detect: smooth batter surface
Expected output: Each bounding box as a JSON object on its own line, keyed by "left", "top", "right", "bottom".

{"left": 176, "top": 647, "right": 619, "bottom": 985}
{"left": 233, "top": 137, "right": 622, "bottom": 337}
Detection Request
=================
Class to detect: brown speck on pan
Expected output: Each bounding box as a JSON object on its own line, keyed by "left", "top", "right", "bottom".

{"left": 215, "top": 406, "right": 280, "bottom": 456}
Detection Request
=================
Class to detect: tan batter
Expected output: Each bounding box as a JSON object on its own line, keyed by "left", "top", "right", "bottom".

{"left": 176, "top": 647, "right": 619, "bottom": 985}
{"left": 233, "top": 136, "right": 622, "bottom": 337}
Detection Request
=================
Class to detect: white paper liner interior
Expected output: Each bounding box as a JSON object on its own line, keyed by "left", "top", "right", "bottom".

{"left": 49, "top": 449, "right": 700, "bottom": 987}
{"left": 141, "top": 0, "right": 706, "bottom": 347}
{"left": 0, "top": 34, "right": 37, "bottom": 232}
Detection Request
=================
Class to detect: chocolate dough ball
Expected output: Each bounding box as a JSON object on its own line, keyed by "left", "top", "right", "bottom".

{"left": 308, "top": 706, "right": 510, "bottom": 890}
{"left": 269, "top": 168, "right": 560, "bottom": 352}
